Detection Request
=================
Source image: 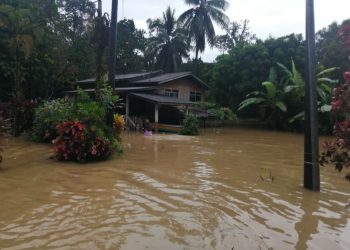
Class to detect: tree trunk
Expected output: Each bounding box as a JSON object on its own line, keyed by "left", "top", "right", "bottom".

{"left": 194, "top": 47, "right": 199, "bottom": 75}
{"left": 108, "top": 0, "right": 118, "bottom": 89}
{"left": 95, "top": 0, "right": 103, "bottom": 100}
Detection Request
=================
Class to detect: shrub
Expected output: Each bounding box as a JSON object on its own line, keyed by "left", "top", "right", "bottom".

{"left": 32, "top": 91, "right": 110, "bottom": 142}
{"left": 32, "top": 99, "right": 74, "bottom": 142}
{"left": 180, "top": 113, "right": 199, "bottom": 136}
{"left": 52, "top": 121, "right": 112, "bottom": 162}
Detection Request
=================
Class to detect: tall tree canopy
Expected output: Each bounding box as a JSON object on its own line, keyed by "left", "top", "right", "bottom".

{"left": 116, "top": 19, "right": 146, "bottom": 74}
{"left": 146, "top": 7, "right": 189, "bottom": 73}
{"left": 178, "top": 0, "right": 230, "bottom": 61}
{"left": 215, "top": 20, "right": 256, "bottom": 53}
{"left": 317, "top": 20, "right": 350, "bottom": 79}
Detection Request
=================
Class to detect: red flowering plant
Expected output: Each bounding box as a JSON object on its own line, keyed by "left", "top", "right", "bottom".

{"left": 52, "top": 121, "right": 112, "bottom": 163}
{"left": 320, "top": 22, "right": 350, "bottom": 181}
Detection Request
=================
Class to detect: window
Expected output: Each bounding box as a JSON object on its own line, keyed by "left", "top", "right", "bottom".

{"left": 190, "top": 91, "right": 201, "bottom": 102}
{"left": 164, "top": 89, "right": 179, "bottom": 98}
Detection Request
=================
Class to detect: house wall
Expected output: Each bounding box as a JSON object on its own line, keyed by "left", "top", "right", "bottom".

{"left": 153, "top": 78, "right": 206, "bottom": 103}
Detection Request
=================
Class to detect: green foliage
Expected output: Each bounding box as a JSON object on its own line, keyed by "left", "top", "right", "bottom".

{"left": 278, "top": 60, "right": 339, "bottom": 133}
{"left": 180, "top": 113, "right": 199, "bottom": 136}
{"left": 117, "top": 19, "right": 147, "bottom": 74}
{"left": 146, "top": 7, "right": 189, "bottom": 73}
{"left": 204, "top": 102, "right": 237, "bottom": 121}
{"left": 214, "top": 20, "right": 256, "bottom": 53}
{"left": 178, "top": 0, "right": 230, "bottom": 62}
{"left": 238, "top": 77, "right": 287, "bottom": 128}
{"left": 210, "top": 42, "right": 271, "bottom": 110}
{"left": 32, "top": 99, "right": 74, "bottom": 142}
{"left": 317, "top": 20, "right": 350, "bottom": 80}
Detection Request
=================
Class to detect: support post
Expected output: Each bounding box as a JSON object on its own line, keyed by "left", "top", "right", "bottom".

{"left": 155, "top": 103, "right": 159, "bottom": 133}
{"left": 108, "top": 0, "right": 118, "bottom": 90}
{"left": 304, "top": 0, "right": 320, "bottom": 191}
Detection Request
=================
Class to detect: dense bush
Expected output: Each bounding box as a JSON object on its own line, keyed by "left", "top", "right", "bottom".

{"left": 32, "top": 99, "right": 74, "bottom": 142}
{"left": 180, "top": 113, "right": 199, "bottom": 136}
{"left": 52, "top": 121, "right": 112, "bottom": 162}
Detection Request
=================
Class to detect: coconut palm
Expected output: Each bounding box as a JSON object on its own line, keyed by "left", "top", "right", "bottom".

{"left": 178, "top": 0, "right": 230, "bottom": 65}
{"left": 146, "top": 7, "right": 189, "bottom": 73}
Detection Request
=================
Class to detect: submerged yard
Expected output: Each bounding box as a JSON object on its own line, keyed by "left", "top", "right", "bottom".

{"left": 0, "top": 128, "right": 349, "bottom": 249}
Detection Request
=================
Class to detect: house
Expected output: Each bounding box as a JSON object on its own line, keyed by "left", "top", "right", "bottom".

{"left": 67, "top": 71, "right": 209, "bottom": 132}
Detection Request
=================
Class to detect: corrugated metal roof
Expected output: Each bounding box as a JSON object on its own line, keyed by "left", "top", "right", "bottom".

{"left": 130, "top": 93, "right": 195, "bottom": 106}
{"left": 77, "top": 71, "right": 162, "bottom": 84}
{"left": 132, "top": 72, "right": 209, "bottom": 89}
{"left": 64, "top": 86, "right": 157, "bottom": 94}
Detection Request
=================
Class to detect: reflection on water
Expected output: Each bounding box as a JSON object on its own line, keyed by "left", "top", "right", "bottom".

{"left": 0, "top": 128, "right": 349, "bottom": 249}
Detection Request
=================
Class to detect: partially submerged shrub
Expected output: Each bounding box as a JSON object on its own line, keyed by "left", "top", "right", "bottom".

{"left": 180, "top": 113, "right": 199, "bottom": 136}
{"left": 52, "top": 121, "right": 112, "bottom": 162}
{"left": 32, "top": 99, "right": 74, "bottom": 142}
{"left": 32, "top": 91, "right": 110, "bottom": 142}
{"left": 33, "top": 88, "right": 122, "bottom": 162}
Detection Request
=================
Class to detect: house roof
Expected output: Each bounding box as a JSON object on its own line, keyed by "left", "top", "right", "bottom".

{"left": 132, "top": 72, "right": 209, "bottom": 89}
{"left": 64, "top": 86, "right": 157, "bottom": 94}
{"left": 77, "top": 71, "right": 162, "bottom": 84}
{"left": 130, "top": 93, "right": 196, "bottom": 106}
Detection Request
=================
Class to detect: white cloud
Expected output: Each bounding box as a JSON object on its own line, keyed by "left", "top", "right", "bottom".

{"left": 102, "top": 0, "right": 350, "bottom": 62}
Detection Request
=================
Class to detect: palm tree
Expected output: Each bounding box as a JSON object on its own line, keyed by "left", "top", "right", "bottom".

{"left": 146, "top": 7, "right": 189, "bottom": 73}
{"left": 178, "top": 0, "right": 230, "bottom": 70}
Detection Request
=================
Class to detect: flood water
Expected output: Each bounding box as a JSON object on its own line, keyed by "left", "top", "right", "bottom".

{"left": 0, "top": 128, "right": 349, "bottom": 249}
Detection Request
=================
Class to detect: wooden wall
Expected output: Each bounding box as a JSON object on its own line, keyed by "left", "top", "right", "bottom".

{"left": 154, "top": 78, "right": 206, "bottom": 102}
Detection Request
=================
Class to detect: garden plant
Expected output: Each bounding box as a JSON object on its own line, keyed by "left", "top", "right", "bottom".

{"left": 320, "top": 22, "right": 350, "bottom": 180}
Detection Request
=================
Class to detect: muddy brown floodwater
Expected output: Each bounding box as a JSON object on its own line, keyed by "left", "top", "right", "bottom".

{"left": 0, "top": 128, "right": 349, "bottom": 249}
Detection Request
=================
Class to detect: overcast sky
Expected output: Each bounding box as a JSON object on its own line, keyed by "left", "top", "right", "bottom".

{"left": 102, "top": 0, "right": 349, "bottom": 62}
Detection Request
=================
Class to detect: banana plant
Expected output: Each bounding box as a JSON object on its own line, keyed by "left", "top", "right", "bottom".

{"left": 238, "top": 75, "right": 287, "bottom": 127}
{"left": 287, "top": 66, "right": 339, "bottom": 124}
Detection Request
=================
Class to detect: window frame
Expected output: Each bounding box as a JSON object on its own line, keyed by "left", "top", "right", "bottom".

{"left": 164, "top": 88, "right": 179, "bottom": 98}
{"left": 190, "top": 91, "right": 202, "bottom": 102}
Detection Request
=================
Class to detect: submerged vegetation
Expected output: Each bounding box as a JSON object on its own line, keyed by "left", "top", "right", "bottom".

{"left": 180, "top": 113, "right": 199, "bottom": 136}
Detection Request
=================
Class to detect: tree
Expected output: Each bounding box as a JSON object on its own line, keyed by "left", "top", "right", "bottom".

{"left": 264, "top": 34, "right": 306, "bottom": 76}
{"left": 57, "top": 0, "right": 96, "bottom": 80}
{"left": 215, "top": 20, "right": 256, "bottom": 53}
{"left": 116, "top": 19, "right": 146, "bottom": 73}
{"left": 178, "top": 0, "right": 230, "bottom": 71}
{"left": 90, "top": 0, "right": 110, "bottom": 97}
{"left": 210, "top": 42, "right": 271, "bottom": 110}
{"left": 0, "top": 3, "right": 34, "bottom": 135}
{"left": 146, "top": 7, "right": 189, "bottom": 73}
{"left": 317, "top": 20, "right": 350, "bottom": 80}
